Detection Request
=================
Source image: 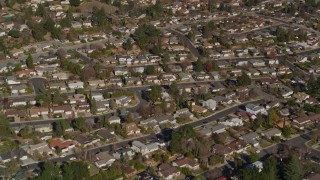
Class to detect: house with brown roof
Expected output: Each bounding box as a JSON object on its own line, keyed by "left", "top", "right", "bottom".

{"left": 158, "top": 163, "right": 181, "bottom": 180}
{"left": 191, "top": 104, "right": 208, "bottom": 114}
{"left": 51, "top": 105, "right": 73, "bottom": 118}
{"left": 172, "top": 157, "right": 199, "bottom": 170}
{"left": 96, "top": 129, "right": 116, "bottom": 142}
{"left": 5, "top": 109, "right": 27, "bottom": 122}
{"left": 28, "top": 107, "right": 49, "bottom": 118}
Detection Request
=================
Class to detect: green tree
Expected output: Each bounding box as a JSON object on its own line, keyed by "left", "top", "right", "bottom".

{"left": 148, "top": 85, "right": 162, "bottom": 103}
{"left": 249, "top": 152, "right": 259, "bottom": 163}
{"left": 132, "top": 24, "right": 160, "bottom": 51}
{"left": 8, "top": 30, "right": 20, "bottom": 38}
{"left": 145, "top": 65, "right": 156, "bottom": 75}
{"left": 169, "top": 81, "right": 179, "bottom": 97}
{"left": 282, "top": 126, "right": 292, "bottom": 138}
{"left": 194, "top": 59, "right": 203, "bottom": 72}
{"left": 237, "top": 73, "right": 252, "bottom": 86}
{"left": 208, "top": 0, "right": 216, "bottom": 12}
{"left": 60, "top": 18, "right": 71, "bottom": 28}
{"left": 267, "top": 108, "right": 279, "bottom": 125}
{"left": 26, "top": 54, "right": 34, "bottom": 69}
{"left": 54, "top": 120, "right": 70, "bottom": 136}
{"left": 13, "top": 63, "right": 22, "bottom": 72}
{"left": 122, "top": 39, "right": 133, "bottom": 50}
{"left": 63, "top": 161, "right": 89, "bottom": 180}
{"left": 19, "top": 126, "right": 32, "bottom": 138}
{"left": 90, "top": 98, "right": 97, "bottom": 115}
{"left": 35, "top": 4, "right": 46, "bottom": 17}
{"left": 69, "top": 0, "right": 80, "bottom": 6}
{"left": 36, "top": 162, "right": 60, "bottom": 180}
{"left": 32, "top": 23, "right": 47, "bottom": 41}
{"left": 169, "top": 124, "right": 196, "bottom": 153}
{"left": 283, "top": 154, "right": 303, "bottom": 180}
{"left": 91, "top": 7, "right": 109, "bottom": 28}
{"left": 0, "top": 113, "right": 14, "bottom": 137}
{"left": 52, "top": 91, "right": 64, "bottom": 105}
{"left": 73, "top": 117, "right": 86, "bottom": 132}
{"left": 5, "top": 0, "right": 16, "bottom": 8}
{"left": 43, "top": 18, "right": 55, "bottom": 32}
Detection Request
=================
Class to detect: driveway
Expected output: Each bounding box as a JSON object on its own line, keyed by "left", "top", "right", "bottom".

{"left": 28, "top": 77, "right": 47, "bottom": 95}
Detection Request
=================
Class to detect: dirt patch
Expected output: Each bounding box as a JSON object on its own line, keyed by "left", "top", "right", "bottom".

{"left": 78, "top": 1, "right": 118, "bottom": 14}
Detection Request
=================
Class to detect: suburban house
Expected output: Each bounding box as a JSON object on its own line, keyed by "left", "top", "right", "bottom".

{"left": 172, "top": 157, "right": 199, "bottom": 170}
{"left": 115, "top": 96, "right": 132, "bottom": 107}
{"left": 51, "top": 105, "right": 73, "bottom": 118}
{"left": 95, "top": 151, "right": 116, "bottom": 168}
{"left": 261, "top": 128, "right": 282, "bottom": 139}
{"left": 240, "top": 132, "right": 260, "bottom": 147}
{"left": 96, "top": 129, "right": 116, "bottom": 142}
{"left": 68, "top": 81, "right": 84, "bottom": 89}
{"left": 199, "top": 124, "right": 227, "bottom": 136}
{"left": 6, "top": 76, "right": 21, "bottom": 85}
{"left": 74, "top": 135, "right": 100, "bottom": 147}
{"left": 48, "top": 139, "right": 75, "bottom": 153}
{"left": 158, "top": 163, "right": 180, "bottom": 180}
{"left": 108, "top": 116, "right": 121, "bottom": 124}
{"left": 0, "top": 149, "right": 28, "bottom": 163}
{"left": 220, "top": 118, "right": 243, "bottom": 127}
{"left": 23, "top": 142, "right": 53, "bottom": 156}
{"left": 131, "top": 140, "right": 159, "bottom": 155}
{"left": 245, "top": 103, "right": 267, "bottom": 115}
{"left": 125, "top": 123, "right": 141, "bottom": 136}
{"left": 34, "top": 124, "right": 52, "bottom": 133}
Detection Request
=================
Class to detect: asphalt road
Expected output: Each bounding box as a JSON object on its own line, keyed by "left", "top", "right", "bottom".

{"left": 168, "top": 28, "right": 201, "bottom": 58}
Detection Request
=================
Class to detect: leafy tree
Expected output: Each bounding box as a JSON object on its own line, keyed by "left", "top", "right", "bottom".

{"left": 145, "top": 65, "right": 156, "bottom": 75}
{"left": 19, "top": 126, "right": 32, "bottom": 138}
{"left": 169, "top": 81, "right": 179, "bottom": 97}
{"left": 63, "top": 161, "right": 89, "bottom": 180}
{"left": 52, "top": 91, "right": 64, "bottom": 105}
{"left": 249, "top": 151, "right": 259, "bottom": 163}
{"left": 36, "top": 162, "right": 60, "bottom": 180}
{"left": 32, "top": 23, "right": 47, "bottom": 41}
{"left": 283, "top": 155, "right": 303, "bottom": 180}
{"left": 148, "top": 85, "right": 162, "bottom": 103}
{"left": 208, "top": 0, "right": 216, "bottom": 12}
{"left": 43, "top": 18, "right": 55, "bottom": 32}
{"left": 5, "top": 0, "right": 16, "bottom": 8}
{"left": 267, "top": 108, "right": 279, "bottom": 125}
{"left": 35, "top": 4, "right": 46, "bottom": 17}
{"left": 170, "top": 124, "right": 196, "bottom": 153}
{"left": 13, "top": 63, "right": 22, "bottom": 72}
{"left": 0, "top": 113, "right": 14, "bottom": 137}
{"left": 208, "top": 154, "right": 224, "bottom": 165}
{"left": 90, "top": 98, "right": 97, "bottom": 115}
{"left": 69, "top": 0, "right": 80, "bottom": 6}
{"left": 26, "top": 54, "right": 34, "bottom": 69}
{"left": 122, "top": 39, "right": 133, "bottom": 50}
{"left": 73, "top": 117, "right": 86, "bottom": 132}
{"left": 91, "top": 7, "right": 109, "bottom": 28}
{"left": 282, "top": 126, "right": 292, "bottom": 138}
{"left": 237, "top": 73, "right": 251, "bottom": 86}
{"left": 194, "top": 59, "right": 203, "bottom": 72}
{"left": 54, "top": 120, "right": 70, "bottom": 136}
{"left": 24, "top": 6, "right": 33, "bottom": 19}
{"left": 132, "top": 24, "right": 160, "bottom": 51}
{"left": 60, "top": 18, "right": 71, "bottom": 28}
{"left": 103, "top": 166, "right": 123, "bottom": 179}
{"left": 8, "top": 30, "right": 20, "bottom": 38}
